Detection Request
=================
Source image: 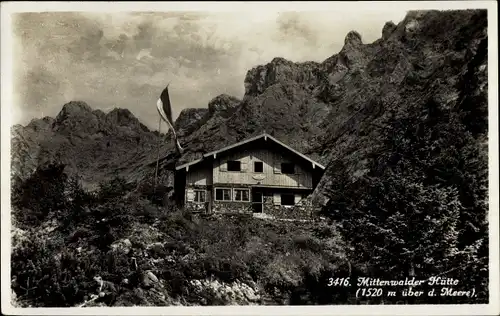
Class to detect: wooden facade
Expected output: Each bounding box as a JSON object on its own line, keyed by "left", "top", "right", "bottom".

{"left": 213, "top": 148, "right": 313, "bottom": 188}
{"left": 174, "top": 133, "right": 325, "bottom": 216}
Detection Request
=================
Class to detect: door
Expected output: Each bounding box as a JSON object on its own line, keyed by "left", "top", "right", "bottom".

{"left": 252, "top": 190, "right": 263, "bottom": 213}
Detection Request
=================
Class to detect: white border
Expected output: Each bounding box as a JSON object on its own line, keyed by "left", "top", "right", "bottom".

{"left": 1, "top": 1, "right": 498, "bottom": 316}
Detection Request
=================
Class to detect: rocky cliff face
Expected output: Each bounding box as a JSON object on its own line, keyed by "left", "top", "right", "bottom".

{"left": 244, "top": 58, "right": 323, "bottom": 97}
{"left": 12, "top": 10, "right": 487, "bottom": 199}
{"left": 11, "top": 101, "right": 160, "bottom": 189}
{"left": 310, "top": 9, "right": 488, "bottom": 207}
{"left": 174, "top": 108, "right": 209, "bottom": 138}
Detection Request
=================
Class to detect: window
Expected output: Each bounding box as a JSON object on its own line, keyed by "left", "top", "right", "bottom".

{"left": 281, "top": 193, "right": 295, "bottom": 206}
{"left": 254, "top": 161, "right": 263, "bottom": 173}
{"left": 194, "top": 190, "right": 206, "bottom": 203}
{"left": 234, "top": 189, "right": 250, "bottom": 202}
{"left": 215, "top": 188, "right": 232, "bottom": 201}
{"left": 227, "top": 160, "right": 241, "bottom": 172}
{"left": 281, "top": 162, "right": 295, "bottom": 174}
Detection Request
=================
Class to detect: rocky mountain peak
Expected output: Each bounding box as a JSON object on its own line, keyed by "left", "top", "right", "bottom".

{"left": 174, "top": 108, "right": 209, "bottom": 137}
{"left": 176, "top": 108, "right": 209, "bottom": 125}
{"left": 382, "top": 21, "right": 397, "bottom": 40}
{"left": 55, "top": 101, "right": 93, "bottom": 120}
{"left": 269, "top": 57, "right": 293, "bottom": 66}
{"left": 337, "top": 32, "right": 369, "bottom": 71}
{"left": 105, "top": 108, "right": 141, "bottom": 127}
{"left": 400, "top": 10, "right": 430, "bottom": 38}
{"left": 53, "top": 101, "right": 100, "bottom": 135}
{"left": 208, "top": 94, "right": 241, "bottom": 116}
{"left": 26, "top": 116, "right": 55, "bottom": 129}
{"left": 344, "top": 30, "right": 363, "bottom": 47}
{"left": 244, "top": 57, "right": 322, "bottom": 97}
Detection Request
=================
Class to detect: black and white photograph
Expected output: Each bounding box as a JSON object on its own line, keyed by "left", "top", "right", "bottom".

{"left": 1, "top": 1, "right": 498, "bottom": 315}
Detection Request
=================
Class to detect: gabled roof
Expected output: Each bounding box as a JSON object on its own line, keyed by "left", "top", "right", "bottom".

{"left": 175, "top": 133, "right": 325, "bottom": 171}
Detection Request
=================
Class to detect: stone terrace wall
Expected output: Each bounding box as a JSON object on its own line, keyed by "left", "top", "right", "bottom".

{"left": 185, "top": 201, "right": 208, "bottom": 213}
{"left": 213, "top": 201, "right": 253, "bottom": 215}
{"left": 263, "top": 195, "right": 315, "bottom": 220}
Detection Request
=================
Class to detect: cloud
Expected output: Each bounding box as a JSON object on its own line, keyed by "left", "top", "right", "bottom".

{"left": 275, "top": 12, "right": 319, "bottom": 46}
{"left": 12, "top": 10, "right": 407, "bottom": 129}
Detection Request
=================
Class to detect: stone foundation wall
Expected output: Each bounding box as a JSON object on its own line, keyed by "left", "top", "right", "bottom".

{"left": 182, "top": 184, "right": 318, "bottom": 219}
{"left": 212, "top": 201, "right": 253, "bottom": 215}
{"left": 263, "top": 195, "right": 315, "bottom": 220}
{"left": 184, "top": 201, "right": 208, "bottom": 213}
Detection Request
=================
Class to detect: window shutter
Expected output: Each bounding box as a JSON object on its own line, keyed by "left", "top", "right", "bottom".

{"left": 273, "top": 193, "right": 281, "bottom": 205}
{"left": 241, "top": 160, "right": 248, "bottom": 172}
{"left": 186, "top": 188, "right": 195, "bottom": 202}
{"left": 273, "top": 161, "right": 281, "bottom": 174}
{"left": 294, "top": 194, "right": 301, "bottom": 204}
{"left": 220, "top": 161, "right": 227, "bottom": 172}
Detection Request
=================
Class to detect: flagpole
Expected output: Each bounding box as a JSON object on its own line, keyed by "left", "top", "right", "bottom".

{"left": 154, "top": 116, "right": 161, "bottom": 192}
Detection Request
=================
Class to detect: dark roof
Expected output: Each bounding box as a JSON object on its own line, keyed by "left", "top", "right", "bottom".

{"left": 176, "top": 133, "right": 325, "bottom": 171}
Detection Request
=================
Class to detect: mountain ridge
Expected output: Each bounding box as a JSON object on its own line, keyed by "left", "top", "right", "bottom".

{"left": 11, "top": 9, "right": 487, "bottom": 201}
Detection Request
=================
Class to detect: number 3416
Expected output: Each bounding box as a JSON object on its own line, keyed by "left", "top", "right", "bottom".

{"left": 327, "top": 277, "right": 351, "bottom": 287}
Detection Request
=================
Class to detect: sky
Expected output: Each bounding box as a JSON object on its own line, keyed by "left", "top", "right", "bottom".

{"left": 11, "top": 9, "right": 408, "bottom": 130}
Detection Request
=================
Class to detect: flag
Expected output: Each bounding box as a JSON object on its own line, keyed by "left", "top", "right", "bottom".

{"left": 156, "top": 84, "right": 183, "bottom": 155}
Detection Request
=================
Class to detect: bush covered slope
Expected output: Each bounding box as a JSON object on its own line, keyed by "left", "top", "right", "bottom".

{"left": 311, "top": 9, "right": 489, "bottom": 303}
{"left": 11, "top": 165, "right": 349, "bottom": 307}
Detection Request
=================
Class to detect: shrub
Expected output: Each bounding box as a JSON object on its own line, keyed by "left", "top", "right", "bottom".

{"left": 238, "top": 236, "right": 271, "bottom": 280}
{"left": 322, "top": 94, "right": 488, "bottom": 302}
{"left": 147, "top": 243, "right": 167, "bottom": 259}
{"left": 12, "top": 163, "right": 68, "bottom": 227}
{"left": 136, "top": 180, "right": 171, "bottom": 207}
{"left": 202, "top": 255, "right": 249, "bottom": 284}
{"left": 262, "top": 255, "right": 302, "bottom": 292}
{"left": 11, "top": 235, "right": 104, "bottom": 307}
{"left": 161, "top": 269, "right": 189, "bottom": 298}
{"left": 132, "top": 201, "right": 161, "bottom": 224}
{"left": 86, "top": 199, "right": 136, "bottom": 250}
{"left": 292, "top": 235, "right": 323, "bottom": 253}
{"left": 97, "top": 175, "right": 130, "bottom": 202}
{"left": 104, "top": 251, "right": 135, "bottom": 284}
{"left": 157, "top": 211, "right": 194, "bottom": 237}
{"left": 115, "top": 290, "right": 147, "bottom": 306}
{"left": 163, "top": 241, "right": 191, "bottom": 256}
{"left": 67, "top": 227, "right": 93, "bottom": 244}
